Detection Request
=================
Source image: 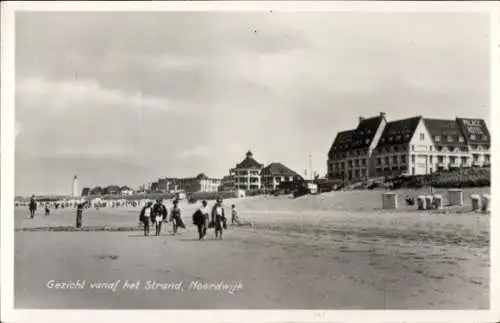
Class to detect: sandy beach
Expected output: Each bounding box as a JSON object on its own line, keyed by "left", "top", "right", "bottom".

{"left": 14, "top": 189, "right": 490, "bottom": 309}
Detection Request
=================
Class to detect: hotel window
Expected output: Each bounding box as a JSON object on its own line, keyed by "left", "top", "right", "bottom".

{"left": 411, "top": 145, "right": 415, "bottom": 151}
{"left": 365, "top": 139, "right": 370, "bottom": 144}
{"left": 385, "top": 156, "right": 390, "bottom": 164}
{"left": 377, "top": 158, "right": 381, "bottom": 165}
{"left": 447, "top": 136, "right": 453, "bottom": 142}
{"left": 470, "top": 134, "right": 476, "bottom": 140}
{"left": 435, "top": 136, "right": 441, "bottom": 142}
{"left": 485, "top": 154, "right": 490, "bottom": 162}
{"left": 355, "top": 159, "right": 359, "bottom": 166}
{"left": 429, "top": 156, "right": 433, "bottom": 163}
{"left": 393, "top": 156, "right": 398, "bottom": 164}
{"left": 459, "top": 136, "right": 464, "bottom": 143}
{"left": 411, "top": 155, "right": 415, "bottom": 163}
{"left": 396, "top": 135, "right": 401, "bottom": 140}
{"left": 401, "top": 155, "right": 406, "bottom": 163}
{"left": 361, "top": 159, "right": 366, "bottom": 166}
{"left": 404, "top": 134, "right": 410, "bottom": 139}
{"left": 394, "top": 146, "right": 399, "bottom": 152}
{"left": 348, "top": 160, "right": 353, "bottom": 167}
{"left": 438, "top": 156, "right": 444, "bottom": 163}
{"left": 461, "top": 157, "right": 467, "bottom": 165}
{"left": 429, "top": 146, "right": 432, "bottom": 151}
{"left": 420, "top": 133, "right": 425, "bottom": 140}
{"left": 389, "top": 137, "right": 393, "bottom": 142}
{"left": 473, "top": 154, "right": 479, "bottom": 161}
{"left": 482, "top": 135, "right": 488, "bottom": 141}
{"left": 450, "top": 156, "right": 456, "bottom": 164}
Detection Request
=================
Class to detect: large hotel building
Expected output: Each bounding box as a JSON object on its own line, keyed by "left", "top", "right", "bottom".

{"left": 327, "top": 113, "right": 490, "bottom": 182}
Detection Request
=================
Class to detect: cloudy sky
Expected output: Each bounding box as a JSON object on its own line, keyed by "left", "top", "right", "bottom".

{"left": 15, "top": 11, "right": 490, "bottom": 196}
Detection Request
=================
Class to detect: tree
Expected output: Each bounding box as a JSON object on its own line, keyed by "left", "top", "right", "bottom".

{"left": 81, "top": 187, "right": 91, "bottom": 196}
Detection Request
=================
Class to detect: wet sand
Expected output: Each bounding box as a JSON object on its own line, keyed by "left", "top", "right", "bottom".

{"left": 14, "top": 189, "right": 490, "bottom": 309}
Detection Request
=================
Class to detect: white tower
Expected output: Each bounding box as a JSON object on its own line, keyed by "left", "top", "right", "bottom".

{"left": 72, "top": 175, "right": 78, "bottom": 198}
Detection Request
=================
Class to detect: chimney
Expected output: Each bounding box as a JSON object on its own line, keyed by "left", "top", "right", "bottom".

{"left": 359, "top": 116, "right": 365, "bottom": 123}
{"left": 380, "top": 112, "right": 386, "bottom": 118}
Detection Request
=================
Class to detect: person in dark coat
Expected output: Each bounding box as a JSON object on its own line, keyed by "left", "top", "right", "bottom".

{"left": 192, "top": 200, "right": 209, "bottom": 240}
{"left": 211, "top": 198, "right": 227, "bottom": 240}
{"left": 45, "top": 205, "right": 50, "bottom": 216}
{"left": 170, "top": 199, "right": 185, "bottom": 235}
{"left": 152, "top": 198, "right": 168, "bottom": 236}
{"left": 28, "top": 195, "right": 37, "bottom": 219}
{"left": 139, "top": 201, "right": 153, "bottom": 236}
{"left": 76, "top": 203, "right": 84, "bottom": 228}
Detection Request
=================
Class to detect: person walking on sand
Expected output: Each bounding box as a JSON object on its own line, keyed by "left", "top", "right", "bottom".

{"left": 28, "top": 195, "right": 37, "bottom": 219}
{"left": 152, "top": 198, "right": 168, "bottom": 236}
{"left": 192, "top": 200, "right": 209, "bottom": 240}
{"left": 170, "top": 199, "right": 185, "bottom": 235}
{"left": 211, "top": 198, "right": 227, "bottom": 240}
{"left": 45, "top": 204, "right": 50, "bottom": 216}
{"left": 76, "top": 203, "right": 84, "bottom": 228}
{"left": 139, "top": 201, "right": 153, "bottom": 236}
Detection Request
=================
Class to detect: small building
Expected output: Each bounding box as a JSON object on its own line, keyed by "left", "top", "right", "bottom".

{"left": 120, "top": 186, "right": 134, "bottom": 196}
{"left": 230, "top": 150, "right": 264, "bottom": 191}
{"left": 261, "top": 162, "right": 303, "bottom": 191}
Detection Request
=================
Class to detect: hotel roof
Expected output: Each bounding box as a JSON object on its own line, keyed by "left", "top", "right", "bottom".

{"left": 350, "top": 116, "right": 385, "bottom": 150}
{"left": 261, "top": 162, "right": 302, "bottom": 178}
{"left": 423, "top": 118, "right": 468, "bottom": 148}
{"left": 455, "top": 117, "right": 490, "bottom": 145}
{"left": 376, "top": 116, "right": 422, "bottom": 148}
{"left": 235, "top": 150, "right": 264, "bottom": 169}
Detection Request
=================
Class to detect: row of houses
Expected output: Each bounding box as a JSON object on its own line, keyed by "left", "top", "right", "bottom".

{"left": 147, "top": 150, "right": 304, "bottom": 194}
{"left": 327, "top": 113, "right": 491, "bottom": 182}
{"left": 81, "top": 185, "right": 135, "bottom": 197}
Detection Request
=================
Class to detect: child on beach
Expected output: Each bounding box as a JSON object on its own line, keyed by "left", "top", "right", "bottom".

{"left": 231, "top": 204, "right": 253, "bottom": 228}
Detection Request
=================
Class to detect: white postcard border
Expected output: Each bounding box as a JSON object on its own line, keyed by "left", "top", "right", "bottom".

{"left": 1, "top": 1, "right": 499, "bottom": 323}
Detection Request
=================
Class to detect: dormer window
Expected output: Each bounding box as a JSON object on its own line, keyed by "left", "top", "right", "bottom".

{"left": 396, "top": 135, "right": 401, "bottom": 140}
{"left": 482, "top": 135, "right": 488, "bottom": 141}
{"left": 435, "top": 136, "right": 441, "bottom": 142}
{"left": 447, "top": 136, "right": 453, "bottom": 142}
{"left": 470, "top": 134, "right": 476, "bottom": 140}
{"left": 389, "top": 137, "right": 393, "bottom": 142}
{"left": 459, "top": 136, "right": 464, "bottom": 142}
{"left": 365, "top": 139, "right": 370, "bottom": 144}
{"left": 404, "top": 134, "right": 410, "bottom": 139}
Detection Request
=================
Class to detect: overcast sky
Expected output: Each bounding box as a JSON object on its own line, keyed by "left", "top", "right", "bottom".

{"left": 15, "top": 11, "right": 490, "bottom": 196}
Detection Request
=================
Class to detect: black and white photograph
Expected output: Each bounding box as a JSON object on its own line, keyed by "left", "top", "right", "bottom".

{"left": 1, "top": 1, "right": 499, "bottom": 322}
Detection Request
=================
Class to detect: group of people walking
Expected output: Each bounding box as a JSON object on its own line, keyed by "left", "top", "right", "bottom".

{"left": 139, "top": 198, "right": 251, "bottom": 240}
{"left": 139, "top": 198, "right": 187, "bottom": 237}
